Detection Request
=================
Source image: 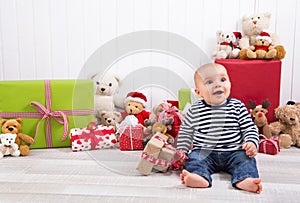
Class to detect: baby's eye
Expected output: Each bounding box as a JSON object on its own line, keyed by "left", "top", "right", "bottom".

{"left": 205, "top": 80, "right": 213, "bottom": 85}
{"left": 221, "top": 77, "right": 227, "bottom": 82}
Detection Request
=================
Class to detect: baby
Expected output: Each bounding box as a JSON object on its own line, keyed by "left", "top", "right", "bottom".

{"left": 177, "top": 63, "right": 262, "bottom": 194}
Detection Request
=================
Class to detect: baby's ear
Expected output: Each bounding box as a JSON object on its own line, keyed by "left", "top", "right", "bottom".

{"left": 194, "top": 88, "right": 202, "bottom": 98}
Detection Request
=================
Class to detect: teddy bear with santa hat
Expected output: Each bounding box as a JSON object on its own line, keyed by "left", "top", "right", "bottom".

{"left": 122, "top": 91, "right": 151, "bottom": 126}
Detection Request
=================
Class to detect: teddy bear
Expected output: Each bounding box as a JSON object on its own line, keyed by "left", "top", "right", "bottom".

{"left": 0, "top": 118, "right": 34, "bottom": 156}
{"left": 269, "top": 104, "right": 300, "bottom": 148}
{"left": 0, "top": 133, "right": 21, "bottom": 158}
{"left": 143, "top": 119, "right": 175, "bottom": 146}
{"left": 123, "top": 91, "right": 151, "bottom": 126}
{"left": 99, "top": 111, "right": 123, "bottom": 130}
{"left": 212, "top": 30, "right": 242, "bottom": 59}
{"left": 239, "top": 12, "right": 279, "bottom": 49}
{"left": 241, "top": 32, "right": 286, "bottom": 60}
{"left": 245, "top": 32, "right": 277, "bottom": 59}
{"left": 93, "top": 73, "right": 121, "bottom": 123}
{"left": 248, "top": 99, "right": 272, "bottom": 138}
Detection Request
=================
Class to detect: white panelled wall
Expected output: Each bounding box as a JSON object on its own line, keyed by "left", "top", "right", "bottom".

{"left": 0, "top": 0, "right": 299, "bottom": 105}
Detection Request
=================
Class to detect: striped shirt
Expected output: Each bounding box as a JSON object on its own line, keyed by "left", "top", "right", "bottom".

{"left": 177, "top": 98, "right": 259, "bottom": 154}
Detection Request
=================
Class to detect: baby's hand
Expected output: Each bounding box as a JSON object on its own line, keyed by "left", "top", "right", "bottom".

{"left": 242, "top": 142, "right": 258, "bottom": 158}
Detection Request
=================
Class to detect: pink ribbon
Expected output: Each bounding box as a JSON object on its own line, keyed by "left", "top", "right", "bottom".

{"left": 157, "top": 105, "right": 183, "bottom": 123}
{"left": 0, "top": 80, "right": 94, "bottom": 148}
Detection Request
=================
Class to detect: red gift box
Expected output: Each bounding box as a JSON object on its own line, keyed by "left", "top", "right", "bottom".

{"left": 259, "top": 135, "right": 280, "bottom": 155}
{"left": 70, "top": 122, "right": 117, "bottom": 152}
{"left": 157, "top": 105, "right": 183, "bottom": 139}
{"left": 119, "top": 125, "right": 144, "bottom": 151}
{"left": 215, "top": 59, "right": 281, "bottom": 123}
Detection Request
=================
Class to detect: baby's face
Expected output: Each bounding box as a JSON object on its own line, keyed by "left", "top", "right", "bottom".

{"left": 195, "top": 64, "right": 231, "bottom": 106}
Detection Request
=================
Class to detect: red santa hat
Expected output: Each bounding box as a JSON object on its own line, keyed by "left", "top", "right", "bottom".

{"left": 256, "top": 32, "right": 272, "bottom": 43}
{"left": 233, "top": 32, "right": 242, "bottom": 39}
{"left": 124, "top": 91, "right": 147, "bottom": 107}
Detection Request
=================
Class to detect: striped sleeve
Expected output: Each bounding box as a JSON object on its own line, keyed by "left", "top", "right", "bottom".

{"left": 176, "top": 107, "right": 195, "bottom": 154}
{"left": 238, "top": 101, "right": 259, "bottom": 149}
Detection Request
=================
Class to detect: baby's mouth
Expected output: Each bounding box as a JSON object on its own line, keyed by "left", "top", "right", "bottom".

{"left": 213, "top": 90, "right": 224, "bottom": 95}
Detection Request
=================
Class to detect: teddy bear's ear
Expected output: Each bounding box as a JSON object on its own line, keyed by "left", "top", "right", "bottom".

{"left": 114, "top": 75, "right": 121, "bottom": 84}
{"left": 100, "top": 111, "right": 108, "bottom": 117}
{"left": 0, "top": 119, "right": 7, "bottom": 126}
{"left": 263, "top": 12, "right": 271, "bottom": 19}
{"left": 216, "top": 30, "right": 222, "bottom": 37}
{"left": 275, "top": 107, "right": 284, "bottom": 119}
{"left": 16, "top": 118, "right": 22, "bottom": 124}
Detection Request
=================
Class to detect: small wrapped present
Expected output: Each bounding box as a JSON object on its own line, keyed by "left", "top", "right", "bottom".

{"left": 0, "top": 80, "right": 94, "bottom": 149}
{"left": 153, "top": 144, "right": 176, "bottom": 172}
{"left": 259, "top": 135, "right": 280, "bottom": 155}
{"left": 70, "top": 122, "right": 117, "bottom": 152}
{"left": 137, "top": 133, "right": 176, "bottom": 175}
{"left": 117, "top": 115, "right": 144, "bottom": 151}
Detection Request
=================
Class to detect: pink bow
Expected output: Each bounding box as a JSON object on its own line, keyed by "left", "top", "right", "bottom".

{"left": 158, "top": 105, "right": 183, "bottom": 123}
{"left": 30, "top": 80, "right": 69, "bottom": 148}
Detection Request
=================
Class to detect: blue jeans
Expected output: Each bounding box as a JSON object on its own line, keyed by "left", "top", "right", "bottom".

{"left": 185, "top": 149, "right": 259, "bottom": 188}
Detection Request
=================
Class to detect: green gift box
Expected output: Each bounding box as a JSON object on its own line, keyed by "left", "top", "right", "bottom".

{"left": 0, "top": 80, "right": 95, "bottom": 149}
{"left": 178, "top": 88, "right": 198, "bottom": 111}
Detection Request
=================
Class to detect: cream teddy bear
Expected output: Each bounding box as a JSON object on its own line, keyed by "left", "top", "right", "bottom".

{"left": 93, "top": 73, "right": 121, "bottom": 122}
{"left": 0, "top": 133, "right": 21, "bottom": 158}
{"left": 212, "top": 30, "right": 242, "bottom": 59}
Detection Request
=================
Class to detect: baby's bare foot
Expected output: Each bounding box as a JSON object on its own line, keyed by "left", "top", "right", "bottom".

{"left": 236, "top": 178, "right": 262, "bottom": 194}
{"left": 180, "top": 169, "right": 209, "bottom": 188}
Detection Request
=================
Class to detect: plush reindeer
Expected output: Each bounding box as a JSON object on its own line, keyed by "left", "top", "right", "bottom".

{"left": 248, "top": 99, "right": 272, "bottom": 138}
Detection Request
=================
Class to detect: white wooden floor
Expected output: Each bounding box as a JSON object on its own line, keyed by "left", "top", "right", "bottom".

{"left": 0, "top": 146, "right": 299, "bottom": 203}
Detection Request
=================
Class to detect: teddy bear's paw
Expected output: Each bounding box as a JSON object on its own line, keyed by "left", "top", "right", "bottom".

{"left": 216, "top": 51, "right": 227, "bottom": 59}
{"left": 12, "top": 150, "right": 21, "bottom": 157}
{"left": 246, "top": 50, "right": 256, "bottom": 59}
{"left": 265, "top": 49, "right": 277, "bottom": 59}
{"left": 256, "top": 50, "right": 267, "bottom": 59}
{"left": 274, "top": 45, "right": 286, "bottom": 60}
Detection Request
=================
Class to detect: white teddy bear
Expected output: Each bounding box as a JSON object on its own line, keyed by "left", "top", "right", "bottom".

{"left": 212, "top": 30, "right": 242, "bottom": 59}
{"left": 0, "top": 133, "right": 21, "bottom": 158}
{"left": 93, "top": 73, "right": 121, "bottom": 123}
{"left": 239, "top": 12, "right": 279, "bottom": 49}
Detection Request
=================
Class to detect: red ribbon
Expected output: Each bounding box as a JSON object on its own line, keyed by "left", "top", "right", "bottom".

{"left": 0, "top": 80, "right": 94, "bottom": 148}
{"left": 141, "top": 151, "right": 172, "bottom": 167}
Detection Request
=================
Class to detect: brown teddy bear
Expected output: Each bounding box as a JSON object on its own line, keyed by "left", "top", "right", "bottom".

{"left": 123, "top": 91, "right": 151, "bottom": 126}
{"left": 240, "top": 32, "right": 285, "bottom": 60}
{"left": 269, "top": 104, "right": 300, "bottom": 148}
{"left": 143, "top": 119, "right": 175, "bottom": 146}
{"left": 0, "top": 118, "right": 34, "bottom": 156}
{"left": 248, "top": 99, "right": 272, "bottom": 138}
{"left": 99, "top": 110, "right": 123, "bottom": 132}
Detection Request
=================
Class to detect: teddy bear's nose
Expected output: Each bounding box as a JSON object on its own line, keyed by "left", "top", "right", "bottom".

{"left": 290, "top": 118, "right": 295, "bottom": 121}
{"left": 8, "top": 127, "right": 14, "bottom": 131}
{"left": 253, "top": 20, "right": 257, "bottom": 24}
{"left": 101, "top": 88, "right": 105, "bottom": 92}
